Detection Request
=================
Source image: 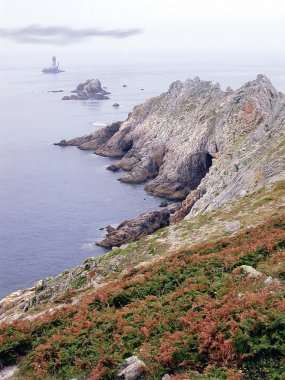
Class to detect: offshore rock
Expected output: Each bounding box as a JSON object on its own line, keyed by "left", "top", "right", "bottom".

{"left": 62, "top": 79, "right": 110, "bottom": 100}
{"left": 57, "top": 75, "right": 285, "bottom": 215}
{"left": 97, "top": 204, "right": 181, "bottom": 249}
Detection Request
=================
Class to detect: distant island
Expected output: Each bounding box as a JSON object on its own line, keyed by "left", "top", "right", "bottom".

{"left": 62, "top": 79, "right": 110, "bottom": 100}
{"left": 42, "top": 56, "right": 64, "bottom": 74}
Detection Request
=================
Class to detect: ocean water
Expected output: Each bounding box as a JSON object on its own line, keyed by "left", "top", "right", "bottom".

{"left": 0, "top": 61, "right": 284, "bottom": 299}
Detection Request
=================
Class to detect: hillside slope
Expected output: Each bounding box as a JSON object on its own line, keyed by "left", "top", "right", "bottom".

{"left": 0, "top": 212, "right": 285, "bottom": 379}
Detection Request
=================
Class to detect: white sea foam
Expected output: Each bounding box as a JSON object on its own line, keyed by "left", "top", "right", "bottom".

{"left": 81, "top": 242, "right": 96, "bottom": 249}
{"left": 92, "top": 122, "right": 107, "bottom": 127}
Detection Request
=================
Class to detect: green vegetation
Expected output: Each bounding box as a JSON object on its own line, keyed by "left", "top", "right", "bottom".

{"left": 252, "top": 195, "right": 275, "bottom": 208}
{"left": 0, "top": 215, "right": 285, "bottom": 379}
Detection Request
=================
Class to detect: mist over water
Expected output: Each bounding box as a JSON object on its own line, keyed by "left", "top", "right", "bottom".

{"left": 0, "top": 61, "right": 284, "bottom": 299}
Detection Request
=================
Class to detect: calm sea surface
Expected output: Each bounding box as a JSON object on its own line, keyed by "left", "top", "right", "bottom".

{"left": 0, "top": 62, "right": 284, "bottom": 299}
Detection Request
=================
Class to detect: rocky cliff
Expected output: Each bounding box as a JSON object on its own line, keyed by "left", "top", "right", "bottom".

{"left": 57, "top": 75, "right": 285, "bottom": 220}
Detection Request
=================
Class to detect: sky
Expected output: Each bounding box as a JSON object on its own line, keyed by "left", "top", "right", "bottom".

{"left": 0, "top": 0, "right": 285, "bottom": 67}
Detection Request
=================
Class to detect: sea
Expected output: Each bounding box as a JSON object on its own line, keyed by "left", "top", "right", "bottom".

{"left": 0, "top": 60, "right": 285, "bottom": 299}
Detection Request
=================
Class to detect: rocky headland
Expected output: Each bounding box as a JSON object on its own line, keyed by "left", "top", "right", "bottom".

{"left": 97, "top": 203, "right": 181, "bottom": 249}
{"left": 58, "top": 74, "right": 285, "bottom": 215}
{"left": 62, "top": 79, "right": 110, "bottom": 100}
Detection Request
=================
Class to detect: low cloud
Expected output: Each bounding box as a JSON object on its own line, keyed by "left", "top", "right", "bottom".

{"left": 0, "top": 25, "right": 143, "bottom": 45}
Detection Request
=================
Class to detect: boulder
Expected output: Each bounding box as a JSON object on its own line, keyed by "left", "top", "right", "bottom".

{"left": 239, "top": 265, "right": 262, "bottom": 279}
{"left": 0, "top": 365, "right": 19, "bottom": 380}
{"left": 33, "top": 279, "right": 46, "bottom": 292}
{"left": 118, "top": 356, "right": 149, "bottom": 380}
{"left": 264, "top": 276, "right": 280, "bottom": 286}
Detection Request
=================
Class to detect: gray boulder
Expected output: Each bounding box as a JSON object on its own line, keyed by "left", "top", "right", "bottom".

{"left": 117, "top": 356, "right": 149, "bottom": 380}
{"left": 239, "top": 265, "right": 262, "bottom": 279}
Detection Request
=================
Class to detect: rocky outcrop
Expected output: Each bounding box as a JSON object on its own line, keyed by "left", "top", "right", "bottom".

{"left": 57, "top": 75, "right": 285, "bottom": 215}
{"left": 55, "top": 121, "right": 122, "bottom": 151}
{"left": 62, "top": 79, "right": 110, "bottom": 100}
{"left": 97, "top": 203, "right": 181, "bottom": 249}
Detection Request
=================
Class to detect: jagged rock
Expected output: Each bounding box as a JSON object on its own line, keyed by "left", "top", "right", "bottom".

{"left": 159, "top": 201, "right": 169, "bottom": 207}
{"left": 97, "top": 204, "right": 181, "bottom": 249}
{"left": 106, "top": 164, "right": 119, "bottom": 172}
{"left": 33, "top": 279, "right": 46, "bottom": 292}
{"left": 58, "top": 75, "right": 285, "bottom": 214}
{"left": 170, "top": 190, "right": 199, "bottom": 223}
{"left": 239, "top": 265, "right": 262, "bottom": 279}
{"left": 62, "top": 79, "right": 110, "bottom": 100}
{"left": 106, "top": 225, "right": 116, "bottom": 233}
{"left": 55, "top": 122, "right": 123, "bottom": 152}
{"left": 117, "top": 356, "right": 149, "bottom": 380}
{"left": 56, "top": 139, "right": 68, "bottom": 146}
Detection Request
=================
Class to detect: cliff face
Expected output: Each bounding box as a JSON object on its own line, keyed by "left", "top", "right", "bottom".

{"left": 59, "top": 75, "right": 285, "bottom": 217}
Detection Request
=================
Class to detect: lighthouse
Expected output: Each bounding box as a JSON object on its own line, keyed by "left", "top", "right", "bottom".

{"left": 52, "top": 56, "right": 57, "bottom": 67}
{"left": 42, "top": 56, "right": 65, "bottom": 74}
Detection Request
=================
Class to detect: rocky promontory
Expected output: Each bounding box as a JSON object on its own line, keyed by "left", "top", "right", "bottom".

{"left": 62, "top": 79, "right": 110, "bottom": 100}
{"left": 97, "top": 203, "right": 181, "bottom": 249}
{"left": 57, "top": 75, "right": 285, "bottom": 217}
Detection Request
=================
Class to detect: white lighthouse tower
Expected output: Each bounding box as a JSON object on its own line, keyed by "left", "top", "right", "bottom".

{"left": 42, "top": 56, "right": 64, "bottom": 74}
{"left": 52, "top": 56, "right": 57, "bottom": 67}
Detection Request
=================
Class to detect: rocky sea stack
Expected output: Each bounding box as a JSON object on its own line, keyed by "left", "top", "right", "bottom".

{"left": 62, "top": 79, "right": 110, "bottom": 100}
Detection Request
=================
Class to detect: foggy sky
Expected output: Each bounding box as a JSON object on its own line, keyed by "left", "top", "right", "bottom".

{"left": 0, "top": 25, "right": 142, "bottom": 45}
{"left": 0, "top": 0, "right": 285, "bottom": 66}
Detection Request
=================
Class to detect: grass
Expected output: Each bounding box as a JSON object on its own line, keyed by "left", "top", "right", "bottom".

{"left": 252, "top": 195, "right": 275, "bottom": 208}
